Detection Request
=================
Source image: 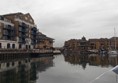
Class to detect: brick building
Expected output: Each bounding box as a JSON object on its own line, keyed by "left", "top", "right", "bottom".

{"left": 64, "top": 37, "right": 118, "bottom": 51}
{"left": 0, "top": 12, "right": 54, "bottom": 50}
{"left": 36, "top": 32, "right": 54, "bottom": 49}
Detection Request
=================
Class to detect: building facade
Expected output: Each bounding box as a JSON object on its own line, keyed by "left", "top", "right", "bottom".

{"left": 4, "top": 13, "right": 37, "bottom": 49}
{"left": 64, "top": 37, "right": 118, "bottom": 51}
{"left": 36, "top": 32, "right": 54, "bottom": 49}
{"left": 0, "top": 12, "right": 54, "bottom": 50}
{"left": 64, "top": 39, "right": 79, "bottom": 51}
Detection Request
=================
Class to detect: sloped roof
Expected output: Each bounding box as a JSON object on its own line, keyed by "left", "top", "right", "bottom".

{"left": 3, "top": 12, "right": 23, "bottom": 16}
{"left": 37, "top": 32, "right": 54, "bottom": 40}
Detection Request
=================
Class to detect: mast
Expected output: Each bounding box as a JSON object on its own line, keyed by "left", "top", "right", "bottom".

{"left": 114, "top": 28, "right": 117, "bottom": 50}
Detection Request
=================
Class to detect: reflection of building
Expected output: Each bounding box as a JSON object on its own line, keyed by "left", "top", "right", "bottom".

{"left": 88, "top": 54, "right": 109, "bottom": 67}
{"left": 63, "top": 52, "right": 89, "bottom": 69}
{"left": 0, "top": 58, "right": 35, "bottom": 83}
{"left": 109, "top": 56, "right": 118, "bottom": 66}
{"left": 36, "top": 32, "right": 54, "bottom": 49}
{"left": 32, "top": 57, "right": 54, "bottom": 72}
{"left": 63, "top": 51, "right": 118, "bottom": 69}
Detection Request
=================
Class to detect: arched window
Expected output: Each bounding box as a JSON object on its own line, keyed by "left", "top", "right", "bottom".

{"left": 6, "top": 63, "right": 10, "bottom": 67}
{"left": 7, "top": 43, "right": 10, "bottom": 49}
{"left": 0, "top": 43, "right": 1, "bottom": 48}
{"left": 12, "top": 44, "right": 15, "bottom": 49}
{"left": 26, "top": 45, "right": 28, "bottom": 49}
{"left": 29, "top": 45, "right": 30, "bottom": 49}
{"left": 19, "top": 44, "right": 22, "bottom": 49}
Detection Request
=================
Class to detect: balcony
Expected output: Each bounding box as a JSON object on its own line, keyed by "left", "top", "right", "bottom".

{"left": 7, "top": 25, "right": 12, "bottom": 30}
{"left": 19, "top": 27, "right": 22, "bottom": 31}
{"left": 4, "top": 25, "right": 13, "bottom": 30}
{"left": 3, "top": 30, "right": 8, "bottom": 35}
{"left": 31, "top": 35, "right": 36, "bottom": 39}
{"left": 10, "top": 33, "right": 15, "bottom": 37}
{"left": 31, "top": 40, "right": 36, "bottom": 45}
{"left": 22, "top": 23, "right": 27, "bottom": 27}
{"left": 19, "top": 23, "right": 28, "bottom": 28}
{"left": 3, "top": 36, "right": 8, "bottom": 40}
{"left": 19, "top": 33, "right": 26, "bottom": 38}
{"left": 31, "top": 31, "right": 37, "bottom": 35}
{"left": 19, "top": 27, "right": 28, "bottom": 33}
{"left": 19, "top": 38, "right": 23, "bottom": 43}
{"left": 32, "top": 27, "right": 37, "bottom": 31}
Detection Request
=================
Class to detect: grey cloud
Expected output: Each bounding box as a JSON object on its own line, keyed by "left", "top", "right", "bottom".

{"left": 0, "top": 0, "right": 118, "bottom": 47}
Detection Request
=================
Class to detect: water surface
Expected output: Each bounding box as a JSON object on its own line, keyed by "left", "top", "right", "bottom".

{"left": 0, "top": 54, "right": 118, "bottom": 83}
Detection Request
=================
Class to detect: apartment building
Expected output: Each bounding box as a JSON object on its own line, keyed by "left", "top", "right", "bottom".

{"left": 64, "top": 39, "right": 80, "bottom": 51}
{"left": 3, "top": 12, "right": 37, "bottom": 49}
{"left": 36, "top": 32, "right": 54, "bottom": 49}
{"left": 88, "top": 38, "right": 109, "bottom": 50}
{"left": 64, "top": 37, "right": 88, "bottom": 52}
{"left": 78, "top": 36, "right": 88, "bottom": 52}
{"left": 64, "top": 37, "right": 118, "bottom": 51}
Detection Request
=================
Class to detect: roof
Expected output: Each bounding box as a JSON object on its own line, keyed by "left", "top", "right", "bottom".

{"left": 3, "top": 12, "right": 23, "bottom": 16}
{"left": 37, "top": 32, "right": 54, "bottom": 40}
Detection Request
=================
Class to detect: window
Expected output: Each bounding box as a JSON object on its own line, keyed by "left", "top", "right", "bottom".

{"left": 0, "top": 43, "right": 2, "bottom": 48}
{"left": 12, "top": 62, "right": 14, "bottom": 66}
{"left": 29, "top": 45, "right": 30, "bottom": 49}
{"left": 26, "top": 45, "right": 28, "bottom": 49}
{"left": 19, "top": 44, "right": 22, "bottom": 49}
{"left": 6, "top": 63, "right": 10, "bottom": 67}
{"left": 12, "top": 44, "right": 15, "bottom": 49}
{"left": 7, "top": 43, "right": 10, "bottom": 49}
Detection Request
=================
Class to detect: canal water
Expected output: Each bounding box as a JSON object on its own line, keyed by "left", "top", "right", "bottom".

{"left": 0, "top": 53, "right": 118, "bottom": 83}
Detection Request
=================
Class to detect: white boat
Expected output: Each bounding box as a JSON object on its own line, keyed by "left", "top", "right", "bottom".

{"left": 108, "top": 50, "right": 118, "bottom": 55}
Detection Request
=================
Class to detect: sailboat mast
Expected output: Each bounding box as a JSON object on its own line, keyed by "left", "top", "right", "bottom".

{"left": 114, "top": 28, "right": 117, "bottom": 50}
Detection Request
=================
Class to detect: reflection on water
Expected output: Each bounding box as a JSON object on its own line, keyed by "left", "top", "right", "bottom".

{"left": 0, "top": 58, "right": 36, "bottom": 83}
{"left": 63, "top": 52, "right": 118, "bottom": 68}
{"left": 0, "top": 52, "right": 118, "bottom": 83}
{"left": 32, "top": 57, "right": 54, "bottom": 72}
{"left": 0, "top": 55, "right": 54, "bottom": 83}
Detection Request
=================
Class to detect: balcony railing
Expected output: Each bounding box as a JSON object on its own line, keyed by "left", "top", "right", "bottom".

{"left": 19, "top": 38, "right": 26, "bottom": 43}
{"left": 19, "top": 27, "right": 28, "bottom": 33}
{"left": 19, "top": 23, "right": 28, "bottom": 28}
{"left": 19, "top": 33, "right": 26, "bottom": 38}
{"left": 3, "top": 30, "right": 8, "bottom": 35}
{"left": 3, "top": 36, "right": 8, "bottom": 40}
{"left": 4, "top": 25, "right": 14, "bottom": 30}
{"left": 31, "top": 31, "right": 37, "bottom": 35}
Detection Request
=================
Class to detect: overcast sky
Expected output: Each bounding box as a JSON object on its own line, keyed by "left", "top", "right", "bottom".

{"left": 0, "top": 0, "right": 118, "bottom": 47}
